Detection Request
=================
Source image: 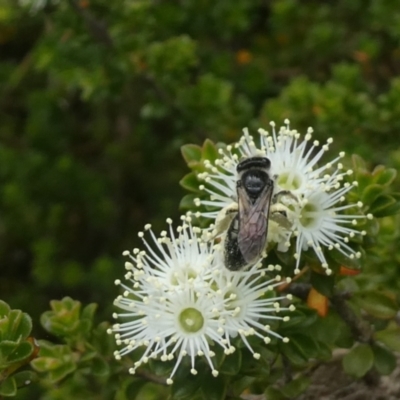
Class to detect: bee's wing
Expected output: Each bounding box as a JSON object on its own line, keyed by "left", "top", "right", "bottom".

{"left": 237, "top": 180, "right": 273, "bottom": 264}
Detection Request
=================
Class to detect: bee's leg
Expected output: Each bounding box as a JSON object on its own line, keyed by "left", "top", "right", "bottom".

{"left": 272, "top": 190, "right": 298, "bottom": 204}
{"left": 269, "top": 203, "right": 293, "bottom": 230}
{"left": 208, "top": 203, "right": 238, "bottom": 239}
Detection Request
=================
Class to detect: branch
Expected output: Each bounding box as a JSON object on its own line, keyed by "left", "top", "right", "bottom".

{"left": 284, "top": 283, "right": 380, "bottom": 386}
{"left": 135, "top": 369, "right": 168, "bottom": 386}
{"left": 330, "top": 291, "right": 371, "bottom": 343}
{"left": 285, "top": 283, "right": 372, "bottom": 343}
{"left": 282, "top": 282, "right": 310, "bottom": 300}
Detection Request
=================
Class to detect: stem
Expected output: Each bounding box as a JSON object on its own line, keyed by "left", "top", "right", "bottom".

{"left": 277, "top": 266, "right": 309, "bottom": 292}
{"left": 135, "top": 369, "right": 168, "bottom": 386}
{"left": 282, "top": 355, "right": 293, "bottom": 384}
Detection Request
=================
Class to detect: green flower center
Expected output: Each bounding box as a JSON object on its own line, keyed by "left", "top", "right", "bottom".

{"left": 300, "top": 203, "right": 319, "bottom": 228}
{"left": 277, "top": 172, "right": 302, "bottom": 191}
{"left": 224, "top": 290, "right": 239, "bottom": 311}
{"left": 171, "top": 267, "right": 197, "bottom": 285}
{"left": 178, "top": 307, "right": 204, "bottom": 333}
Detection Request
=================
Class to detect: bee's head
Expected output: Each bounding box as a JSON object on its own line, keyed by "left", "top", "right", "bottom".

{"left": 236, "top": 157, "right": 271, "bottom": 173}
{"left": 237, "top": 157, "right": 272, "bottom": 197}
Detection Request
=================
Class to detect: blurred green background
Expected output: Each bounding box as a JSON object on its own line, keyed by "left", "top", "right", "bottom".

{"left": 1, "top": 0, "right": 400, "bottom": 334}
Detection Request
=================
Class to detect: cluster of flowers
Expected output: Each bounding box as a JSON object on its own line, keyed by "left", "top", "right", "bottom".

{"left": 197, "top": 120, "right": 371, "bottom": 274}
{"left": 109, "top": 120, "right": 368, "bottom": 384}
{"left": 109, "top": 217, "right": 293, "bottom": 384}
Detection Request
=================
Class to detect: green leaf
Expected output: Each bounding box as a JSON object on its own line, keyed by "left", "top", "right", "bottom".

{"left": 369, "top": 194, "right": 397, "bottom": 217}
{"left": 148, "top": 358, "right": 173, "bottom": 377}
{"left": 0, "top": 307, "right": 31, "bottom": 343}
{"left": 372, "top": 344, "right": 397, "bottom": 375}
{"left": 50, "top": 297, "right": 80, "bottom": 314}
{"left": 6, "top": 341, "right": 34, "bottom": 364}
{"left": 352, "top": 154, "right": 367, "bottom": 172}
{"left": 6, "top": 311, "right": 23, "bottom": 340}
{"left": 316, "top": 341, "right": 333, "bottom": 361}
{"left": 342, "top": 344, "right": 374, "bottom": 377}
{"left": 180, "top": 172, "right": 201, "bottom": 192}
{"left": 353, "top": 291, "right": 398, "bottom": 319}
{"left": 240, "top": 348, "right": 270, "bottom": 375}
{"left": 47, "top": 362, "right": 77, "bottom": 383}
{"left": 77, "top": 319, "right": 92, "bottom": 336}
{"left": 327, "top": 245, "right": 362, "bottom": 270}
{"left": 279, "top": 308, "right": 319, "bottom": 331}
{"left": 219, "top": 348, "right": 241, "bottom": 375}
{"left": 12, "top": 370, "right": 37, "bottom": 388}
{"left": 264, "top": 387, "right": 287, "bottom": 400}
{"left": 31, "top": 342, "right": 77, "bottom": 383}
{"left": 381, "top": 201, "right": 400, "bottom": 216}
{"left": 200, "top": 374, "right": 227, "bottom": 400}
{"left": 31, "top": 356, "right": 64, "bottom": 372}
{"left": 14, "top": 313, "right": 32, "bottom": 341}
{"left": 0, "top": 377, "right": 16, "bottom": 397}
{"left": 148, "top": 359, "right": 174, "bottom": 382}
{"left": 231, "top": 376, "right": 256, "bottom": 398}
{"left": 202, "top": 139, "right": 219, "bottom": 162}
{"left": 313, "top": 313, "right": 345, "bottom": 346}
{"left": 364, "top": 216, "right": 380, "bottom": 236}
{"left": 116, "top": 378, "right": 149, "bottom": 400}
{"left": 91, "top": 356, "right": 110, "bottom": 377}
{"left": 310, "top": 271, "right": 334, "bottom": 297}
{"left": 41, "top": 297, "right": 82, "bottom": 337}
{"left": 79, "top": 347, "right": 96, "bottom": 363}
{"left": 375, "top": 327, "right": 400, "bottom": 352}
{"left": 281, "top": 376, "right": 310, "bottom": 398}
{"left": 92, "top": 321, "right": 115, "bottom": 356}
{"left": 361, "top": 184, "right": 383, "bottom": 205}
{"left": 171, "top": 370, "right": 201, "bottom": 399}
{"left": 181, "top": 144, "right": 202, "bottom": 164}
{"left": 371, "top": 165, "right": 385, "bottom": 178}
{"left": 280, "top": 336, "right": 309, "bottom": 365}
{"left": 292, "top": 334, "right": 321, "bottom": 358}
{"left": 122, "top": 378, "right": 148, "bottom": 400}
{"left": 0, "top": 301, "right": 11, "bottom": 317}
{"left": 0, "top": 341, "right": 18, "bottom": 358}
{"left": 372, "top": 193, "right": 400, "bottom": 216}
{"left": 180, "top": 194, "right": 198, "bottom": 210}
{"left": 81, "top": 303, "right": 97, "bottom": 323}
{"left": 374, "top": 168, "right": 397, "bottom": 186}
{"left": 211, "top": 345, "right": 226, "bottom": 369}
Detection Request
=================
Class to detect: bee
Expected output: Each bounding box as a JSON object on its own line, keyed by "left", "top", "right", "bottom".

{"left": 223, "top": 157, "right": 274, "bottom": 271}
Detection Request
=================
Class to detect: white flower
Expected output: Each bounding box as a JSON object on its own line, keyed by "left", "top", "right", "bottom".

{"left": 290, "top": 181, "right": 370, "bottom": 274}
{"left": 110, "top": 218, "right": 227, "bottom": 384}
{"left": 211, "top": 260, "right": 293, "bottom": 358}
{"left": 109, "top": 217, "right": 293, "bottom": 384}
{"left": 194, "top": 120, "right": 369, "bottom": 274}
{"left": 128, "top": 217, "right": 216, "bottom": 291}
{"left": 112, "top": 281, "right": 229, "bottom": 384}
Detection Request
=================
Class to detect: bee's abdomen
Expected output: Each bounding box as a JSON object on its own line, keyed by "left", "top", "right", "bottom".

{"left": 224, "top": 215, "right": 247, "bottom": 271}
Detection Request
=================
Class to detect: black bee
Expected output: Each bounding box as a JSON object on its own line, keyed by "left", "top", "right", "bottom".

{"left": 224, "top": 157, "right": 274, "bottom": 271}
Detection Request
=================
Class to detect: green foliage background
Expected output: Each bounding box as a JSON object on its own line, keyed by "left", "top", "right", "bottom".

{"left": 1, "top": 0, "right": 400, "bottom": 399}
